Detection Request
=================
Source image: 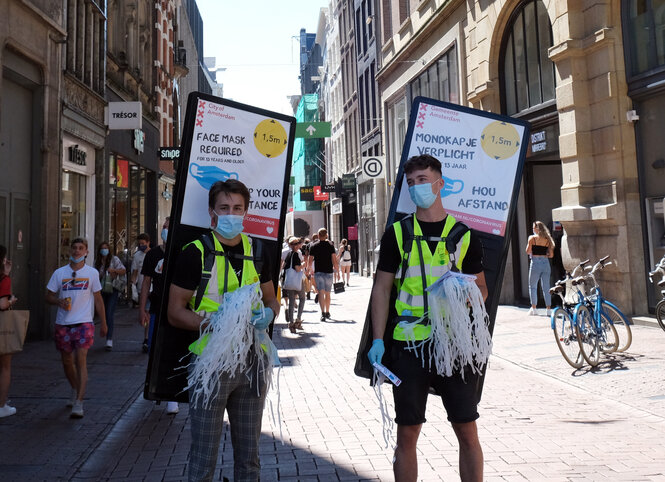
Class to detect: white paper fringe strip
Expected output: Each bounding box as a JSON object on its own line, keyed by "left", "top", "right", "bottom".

{"left": 372, "top": 370, "right": 395, "bottom": 450}
{"left": 398, "top": 272, "right": 492, "bottom": 380}
{"left": 185, "top": 283, "right": 281, "bottom": 409}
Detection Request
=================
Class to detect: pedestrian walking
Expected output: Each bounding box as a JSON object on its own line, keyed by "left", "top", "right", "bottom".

{"left": 338, "top": 238, "right": 352, "bottom": 286}
{"left": 46, "top": 238, "right": 107, "bottom": 418}
{"left": 283, "top": 237, "right": 306, "bottom": 333}
{"left": 368, "top": 154, "right": 488, "bottom": 482}
{"left": 95, "top": 241, "right": 126, "bottom": 351}
{"left": 131, "top": 233, "right": 150, "bottom": 345}
{"left": 308, "top": 228, "right": 338, "bottom": 321}
{"left": 0, "top": 245, "right": 19, "bottom": 418}
{"left": 167, "top": 179, "right": 279, "bottom": 481}
{"left": 139, "top": 217, "right": 179, "bottom": 414}
{"left": 526, "top": 220, "right": 555, "bottom": 316}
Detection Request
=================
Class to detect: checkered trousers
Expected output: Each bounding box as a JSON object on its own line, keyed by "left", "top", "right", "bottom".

{"left": 188, "top": 365, "right": 267, "bottom": 482}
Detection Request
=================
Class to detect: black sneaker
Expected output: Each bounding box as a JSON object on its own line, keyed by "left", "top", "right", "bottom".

{"left": 314, "top": 294, "right": 319, "bottom": 304}
{"left": 320, "top": 314, "right": 326, "bottom": 321}
{"left": 142, "top": 339, "right": 149, "bottom": 353}
{"left": 325, "top": 312, "right": 331, "bottom": 319}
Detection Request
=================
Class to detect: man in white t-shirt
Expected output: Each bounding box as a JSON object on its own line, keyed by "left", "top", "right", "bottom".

{"left": 46, "top": 238, "right": 107, "bottom": 419}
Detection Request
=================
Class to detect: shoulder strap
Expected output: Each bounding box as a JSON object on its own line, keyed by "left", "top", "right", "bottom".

{"left": 195, "top": 233, "right": 217, "bottom": 311}
{"left": 398, "top": 215, "right": 415, "bottom": 287}
{"left": 250, "top": 237, "right": 264, "bottom": 277}
{"left": 445, "top": 222, "right": 470, "bottom": 272}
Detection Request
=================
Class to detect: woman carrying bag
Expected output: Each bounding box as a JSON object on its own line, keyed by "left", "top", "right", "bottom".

{"left": 0, "top": 245, "right": 19, "bottom": 417}
{"left": 95, "top": 242, "right": 126, "bottom": 351}
{"left": 283, "top": 237, "right": 306, "bottom": 333}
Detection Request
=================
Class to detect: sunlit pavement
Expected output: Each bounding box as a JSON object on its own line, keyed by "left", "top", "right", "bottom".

{"left": 1, "top": 275, "right": 664, "bottom": 481}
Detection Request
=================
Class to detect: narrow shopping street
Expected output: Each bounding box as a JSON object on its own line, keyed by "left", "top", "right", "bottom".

{"left": 1, "top": 274, "right": 663, "bottom": 481}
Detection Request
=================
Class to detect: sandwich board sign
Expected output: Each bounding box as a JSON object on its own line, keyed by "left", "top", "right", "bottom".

{"left": 355, "top": 97, "right": 530, "bottom": 398}
{"left": 145, "top": 93, "right": 296, "bottom": 402}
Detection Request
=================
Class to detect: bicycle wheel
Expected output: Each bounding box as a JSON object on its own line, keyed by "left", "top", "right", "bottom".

{"left": 600, "top": 301, "right": 633, "bottom": 352}
{"left": 599, "top": 313, "right": 619, "bottom": 354}
{"left": 656, "top": 299, "right": 665, "bottom": 333}
{"left": 551, "top": 308, "right": 583, "bottom": 368}
{"left": 574, "top": 305, "right": 600, "bottom": 366}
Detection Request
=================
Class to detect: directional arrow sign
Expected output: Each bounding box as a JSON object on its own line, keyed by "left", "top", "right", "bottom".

{"left": 295, "top": 121, "right": 331, "bottom": 138}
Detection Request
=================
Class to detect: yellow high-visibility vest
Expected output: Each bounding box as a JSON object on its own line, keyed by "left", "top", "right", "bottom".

{"left": 186, "top": 232, "right": 260, "bottom": 315}
{"left": 392, "top": 215, "right": 471, "bottom": 341}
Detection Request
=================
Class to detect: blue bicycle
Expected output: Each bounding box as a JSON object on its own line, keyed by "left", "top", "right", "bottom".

{"left": 550, "top": 260, "right": 589, "bottom": 368}
{"left": 573, "top": 256, "right": 632, "bottom": 366}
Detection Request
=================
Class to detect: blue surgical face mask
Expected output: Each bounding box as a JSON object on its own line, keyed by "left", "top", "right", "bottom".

{"left": 408, "top": 182, "right": 439, "bottom": 209}
{"left": 70, "top": 255, "right": 85, "bottom": 264}
{"left": 161, "top": 228, "right": 168, "bottom": 243}
{"left": 138, "top": 245, "right": 147, "bottom": 252}
{"left": 214, "top": 213, "right": 245, "bottom": 239}
{"left": 100, "top": 248, "right": 109, "bottom": 256}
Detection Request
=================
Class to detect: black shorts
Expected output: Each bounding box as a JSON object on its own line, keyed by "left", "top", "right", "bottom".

{"left": 389, "top": 342, "right": 481, "bottom": 425}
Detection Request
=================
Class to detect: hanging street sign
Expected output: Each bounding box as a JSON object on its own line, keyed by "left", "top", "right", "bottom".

{"left": 295, "top": 121, "right": 332, "bottom": 138}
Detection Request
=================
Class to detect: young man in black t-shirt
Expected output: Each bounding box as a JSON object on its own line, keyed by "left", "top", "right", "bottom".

{"left": 369, "top": 154, "right": 488, "bottom": 482}
{"left": 308, "top": 228, "right": 338, "bottom": 321}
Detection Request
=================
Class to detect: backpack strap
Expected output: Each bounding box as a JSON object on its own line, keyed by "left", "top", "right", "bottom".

{"left": 398, "top": 215, "right": 414, "bottom": 288}
{"left": 249, "top": 237, "right": 264, "bottom": 277}
{"left": 445, "top": 222, "right": 470, "bottom": 273}
{"left": 194, "top": 233, "right": 221, "bottom": 312}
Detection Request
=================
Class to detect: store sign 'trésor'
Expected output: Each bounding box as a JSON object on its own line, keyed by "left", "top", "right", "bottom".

{"left": 106, "top": 101, "right": 143, "bottom": 130}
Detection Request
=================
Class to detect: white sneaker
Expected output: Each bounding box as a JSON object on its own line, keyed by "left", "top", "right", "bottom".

{"left": 66, "top": 388, "right": 77, "bottom": 407}
{"left": 70, "top": 400, "right": 84, "bottom": 418}
{"left": 528, "top": 307, "right": 537, "bottom": 316}
{"left": 105, "top": 339, "right": 113, "bottom": 351}
{"left": 166, "top": 401, "right": 179, "bottom": 414}
{"left": 0, "top": 404, "right": 17, "bottom": 418}
{"left": 546, "top": 308, "right": 552, "bottom": 317}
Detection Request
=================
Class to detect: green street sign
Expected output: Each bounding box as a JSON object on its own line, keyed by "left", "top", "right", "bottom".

{"left": 295, "top": 121, "right": 332, "bottom": 138}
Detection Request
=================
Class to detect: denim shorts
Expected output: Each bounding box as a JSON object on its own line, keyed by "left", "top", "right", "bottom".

{"left": 314, "top": 272, "right": 334, "bottom": 291}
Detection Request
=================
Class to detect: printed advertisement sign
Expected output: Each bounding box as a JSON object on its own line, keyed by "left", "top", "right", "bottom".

{"left": 395, "top": 99, "right": 527, "bottom": 236}
{"left": 355, "top": 97, "right": 530, "bottom": 394}
{"left": 180, "top": 98, "right": 292, "bottom": 240}
{"left": 144, "top": 93, "right": 296, "bottom": 402}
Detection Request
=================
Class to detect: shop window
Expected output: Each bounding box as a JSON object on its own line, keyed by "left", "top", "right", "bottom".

{"left": 501, "top": 0, "right": 555, "bottom": 115}
{"left": 60, "top": 170, "right": 87, "bottom": 264}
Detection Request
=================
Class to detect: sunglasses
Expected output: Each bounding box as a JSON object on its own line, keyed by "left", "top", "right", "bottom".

{"left": 72, "top": 271, "right": 77, "bottom": 280}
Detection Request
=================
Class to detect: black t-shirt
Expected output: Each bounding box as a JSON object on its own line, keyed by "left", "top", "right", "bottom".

{"left": 172, "top": 237, "right": 273, "bottom": 292}
{"left": 141, "top": 245, "right": 165, "bottom": 313}
{"left": 308, "top": 240, "right": 336, "bottom": 273}
{"left": 283, "top": 250, "right": 302, "bottom": 270}
{"left": 377, "top": 216, "right": 484, "bottom": 275}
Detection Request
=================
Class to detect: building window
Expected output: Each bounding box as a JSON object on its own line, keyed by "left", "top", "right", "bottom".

{"left": 408, "top": 45, "right": 459, "bottom": 104}
{"left": 501, "top": 0, "right": 555, "bottom": 115}
{"left": 623, "top": 0, "right": 665, "bottom": 79}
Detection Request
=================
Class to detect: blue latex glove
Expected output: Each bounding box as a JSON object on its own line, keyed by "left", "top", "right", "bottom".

{"left": 402, "top": 309, "right": 412, "bottom": 317}
{"left": 251, "top": 307, "right": 274, "bottom": 331}
{"left": 367, "top": 339, "right": 385, "bottom": 365}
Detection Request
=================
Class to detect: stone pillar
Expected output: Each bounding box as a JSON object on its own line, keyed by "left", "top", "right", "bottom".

{"left": 550, "top": 2, "right": 646, "bottom": 314}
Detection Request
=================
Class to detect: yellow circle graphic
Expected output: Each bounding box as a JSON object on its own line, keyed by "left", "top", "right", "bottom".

{"left": 480, "top": 121, "right": 520, "bottom": 160}
{"left": 253, "top": 119, "right": 288, "bottom": 158}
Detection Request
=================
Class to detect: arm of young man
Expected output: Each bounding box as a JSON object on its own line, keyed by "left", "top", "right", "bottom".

{"left": 371, "top": 269, "right": 396, "bottom": 340}
{"left": 93, "top": 291, "right": 108, "bottom": 337}
{"left": 46, "top": 290, "right": 68, "bottom": 310}
{"left": 168, "top": 284, "right": 204, "bottom": 331}
{"left": 139, "top": 275, "right": 152, "bottom": 326}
